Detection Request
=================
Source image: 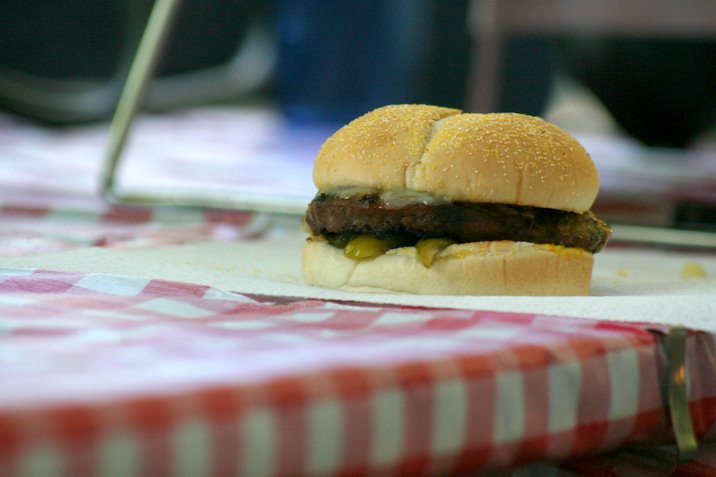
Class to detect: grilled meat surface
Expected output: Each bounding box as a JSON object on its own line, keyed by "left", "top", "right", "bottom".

{"left": 305, "top": 192, "right": 611, "bottom": 253}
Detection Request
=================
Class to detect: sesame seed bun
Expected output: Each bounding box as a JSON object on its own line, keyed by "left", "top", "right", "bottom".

{"left": 302, "top": 237, "right": 594, "bottom": 296}
{"left": 313, "top": 104, "right": 461, "bottom": 192}
{"left": 314, "top": 105, "right": 598, "bottom": 212}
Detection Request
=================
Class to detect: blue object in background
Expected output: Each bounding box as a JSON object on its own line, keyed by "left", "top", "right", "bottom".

{"left": 276, "top": 0, "right": 432, "bottom": 125}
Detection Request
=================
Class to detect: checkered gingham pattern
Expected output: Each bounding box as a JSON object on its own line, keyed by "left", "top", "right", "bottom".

{"left": 0, "top": 107, "right": 312, "bottom": 257}
{"left": 0, "top": 195, "right": 270, "bottom": 257}
{"left": 1, "top": 268, "right": 716, "bottom": 477}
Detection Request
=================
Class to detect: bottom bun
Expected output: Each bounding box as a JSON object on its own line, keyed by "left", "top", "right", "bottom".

{"left": 302, "top": 237, "right": 594, "bottom": 296}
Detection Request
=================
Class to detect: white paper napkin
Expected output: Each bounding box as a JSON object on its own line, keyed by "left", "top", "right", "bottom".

{"left": 1, "top": 228, "right": 715, "bottom": 332}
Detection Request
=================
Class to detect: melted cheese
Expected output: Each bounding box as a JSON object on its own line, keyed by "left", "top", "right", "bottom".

{"left": 325, "top": 187, "right": 450, "bottom": 206}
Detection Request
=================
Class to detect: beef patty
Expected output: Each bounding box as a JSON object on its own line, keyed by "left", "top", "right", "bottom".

{"left": 305, "top": 192, "right": 611, "bottom": 253}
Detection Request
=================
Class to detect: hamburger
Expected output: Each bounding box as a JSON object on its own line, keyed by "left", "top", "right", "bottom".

{"left": 301, "top": 104, "right": 611, "bottom": 295}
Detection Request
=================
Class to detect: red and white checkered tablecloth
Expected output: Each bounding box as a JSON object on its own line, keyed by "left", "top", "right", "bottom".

{"left": 2, "top": 268, "right": 716, "bottom": 477}
{"left": 2, "top": 109, "right": 716, "bottom": 476}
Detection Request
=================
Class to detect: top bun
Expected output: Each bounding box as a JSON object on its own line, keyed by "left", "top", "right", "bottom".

{"left": 313, "top": 104, "right": 599, "bottom": 212}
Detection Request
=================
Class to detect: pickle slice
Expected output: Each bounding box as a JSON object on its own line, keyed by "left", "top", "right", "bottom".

{"left": 416, "top": 238, "right": 456, "bottom": 267}
{"left": 344, "top": 234, "right": 404, "bottom": 260}
{"left": 326, "top": 232, "right": 356, "bottom": 249}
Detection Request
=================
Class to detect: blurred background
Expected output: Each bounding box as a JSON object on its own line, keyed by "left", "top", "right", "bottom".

{"left": 1, "top": 0, "right": 716, "bottom": 231}
{"left": 2, "top": 0, "right": 716, "bottom": 145}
